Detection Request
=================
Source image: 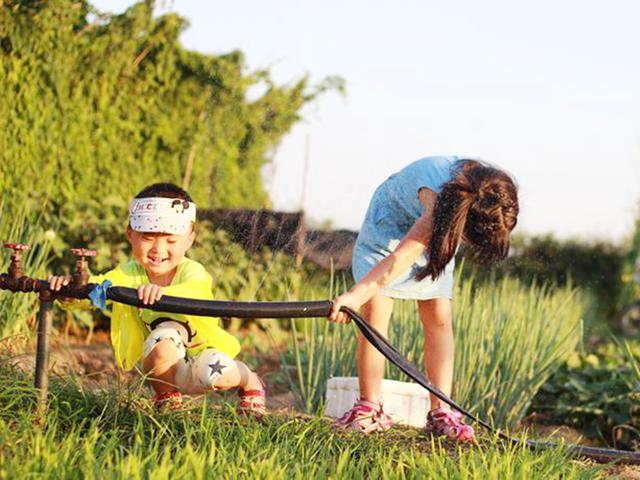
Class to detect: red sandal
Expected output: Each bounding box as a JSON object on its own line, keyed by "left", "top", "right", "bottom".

{"left": 153, "top": 390, "right": 183, "bottom": 411}
{"left": 426, "top": 407, "right": 475, "bottom": 442}
{"left": 334, "top": 399, "right": 394, "bottom": 434}
{"left": 237, "top": 376, "right": 266, "bottom": 417}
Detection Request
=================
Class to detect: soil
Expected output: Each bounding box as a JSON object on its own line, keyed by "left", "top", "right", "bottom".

{"left": 2, "top": 329, "right": 297, "bottom": 412}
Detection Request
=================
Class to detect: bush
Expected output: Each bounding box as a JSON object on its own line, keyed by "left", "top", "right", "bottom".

{"left": 0, "top": 0, "right": 343, "bottom": 279}
{"left": 618, "top": 212, "right": 640, "bottom": 312}
{"left": 531, "top": 338, "right": 640, "bottom": 449}
{"left": 459, "top": 234, "right": 626, "bottom": 324}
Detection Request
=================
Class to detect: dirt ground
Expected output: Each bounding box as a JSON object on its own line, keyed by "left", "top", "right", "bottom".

{"left": 1, "top": 329, "right": 297, "bottom": 411}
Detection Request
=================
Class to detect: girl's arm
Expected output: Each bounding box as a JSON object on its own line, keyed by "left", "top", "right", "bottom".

{"left": 329, "top": 188, "right": 437, "bottom": 323}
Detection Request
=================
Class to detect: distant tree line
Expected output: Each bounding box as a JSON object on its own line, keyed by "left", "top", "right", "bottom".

{"left": 459, "top": 229, "right": 640, "bottom": 322}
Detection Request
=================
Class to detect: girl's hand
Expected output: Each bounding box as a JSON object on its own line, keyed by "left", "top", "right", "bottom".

{"left": 137, "top": 283, "right": 164, "bottom": 305}
{"left": 329, "top": 291, "right": 366, "bottom": 324}
{"left": 48, "top": 274, "right": 73, "bottom": 292}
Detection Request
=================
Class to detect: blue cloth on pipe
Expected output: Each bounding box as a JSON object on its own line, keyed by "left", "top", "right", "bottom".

{"left": 89, "top": 280, "right": 112, "bottom": 309}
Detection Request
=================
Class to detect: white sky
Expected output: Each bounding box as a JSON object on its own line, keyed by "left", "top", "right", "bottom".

{"left": 95, "top": 0, "right": 640, "bottom": 242}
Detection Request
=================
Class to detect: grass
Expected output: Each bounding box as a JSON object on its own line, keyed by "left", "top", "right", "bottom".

{"left": 453, "top": 277, "right": 583, "bottom": 428}
{"left": 0, "top": 365, "right": 605, "bottom": 479}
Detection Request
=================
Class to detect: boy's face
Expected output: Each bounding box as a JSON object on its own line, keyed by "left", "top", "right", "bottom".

{"left": 126, "top": 227, "right": 195, "bottom": 284}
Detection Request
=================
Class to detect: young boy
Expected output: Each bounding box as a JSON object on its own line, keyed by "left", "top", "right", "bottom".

{"left": 49, "top": 183, "right": 266, "bottom": 413}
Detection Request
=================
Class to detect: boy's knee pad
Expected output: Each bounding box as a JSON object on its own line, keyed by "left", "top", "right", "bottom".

{"left": 143, "top": 328, "right": 186, "bottom": 359}
{"left": 193, "top": 349, "right": 235, "bottom": 390}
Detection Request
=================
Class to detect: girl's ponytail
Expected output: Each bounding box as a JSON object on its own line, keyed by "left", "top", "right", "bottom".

{"left": 416, "top": 160, "right": 519, "bottom": 281}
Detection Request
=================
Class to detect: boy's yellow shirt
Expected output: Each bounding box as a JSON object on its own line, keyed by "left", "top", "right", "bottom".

{"left": 87, "top": 257, "right": 240, "bottom": 371}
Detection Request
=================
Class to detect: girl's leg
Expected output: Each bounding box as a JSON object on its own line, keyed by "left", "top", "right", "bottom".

{"left": 418, "top": 298, "right": 475, "bottom": 441}
{"left": 417, "top": 298, "right": 454, "bottom": 409}
{"left": 335, "top": 295, "right": 395, "bottom": 432}
{"left": 357, "top": 294, "right": 394, "bottom": 404}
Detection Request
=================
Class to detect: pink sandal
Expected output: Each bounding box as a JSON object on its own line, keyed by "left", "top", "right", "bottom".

{"left": 153, "top": 390, "right": 183, "bottom": 411}
{"left": 334, "top": 399, "right": 394, "bottom": 434}
{"left": 237, "top": 377, "right": 267, "bottom": 417}
{"left": 426, "top": 407, "right": 475, "bottom": 442}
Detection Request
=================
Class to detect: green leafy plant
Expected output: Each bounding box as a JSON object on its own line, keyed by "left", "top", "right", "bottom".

{"left": 0, "top": 0, "right": 343, "bottom": 294}
{"left": 531, "top": 338, "right": 640, "bottom": 449}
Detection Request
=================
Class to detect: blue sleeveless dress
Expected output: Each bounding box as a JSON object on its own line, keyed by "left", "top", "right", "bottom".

{"left": 352, "top": 156, "right": 463, "bottom": 299}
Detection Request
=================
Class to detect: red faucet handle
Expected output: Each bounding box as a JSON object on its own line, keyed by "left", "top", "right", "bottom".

{"left": 70, "top": 248, "right": 96, "bottom": 287}
{"left": 4, "top": 243, "right": 32, "bottom": 252}
{"left": 4, "top": 243, "right": 31, "bottom": 279}
{"left": 70, "top": 248, "right": 97, "bottom": 257}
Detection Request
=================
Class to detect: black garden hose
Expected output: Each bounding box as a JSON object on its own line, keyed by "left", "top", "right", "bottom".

{"left": 104, "top": 286, "right": 640, "bottom": 464}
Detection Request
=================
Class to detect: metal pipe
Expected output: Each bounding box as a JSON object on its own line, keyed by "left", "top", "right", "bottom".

{"left": 34, "top": 291, "right": 53, "bottom": 406}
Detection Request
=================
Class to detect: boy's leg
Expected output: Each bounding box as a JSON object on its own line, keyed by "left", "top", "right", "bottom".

{"left": 142, "top": 327, "right": 186, "bottom": 396}
{"left": 184, "top": 350, "right": 266, "bottom": 415}
{"left": 188, "top": 351, "right": 261, "bottom": 392}
{"left": 213, "top": 359, "right": 266, "bottom": 416}
{"left": 212, "top": 360, "right": 262, "bottom": 391}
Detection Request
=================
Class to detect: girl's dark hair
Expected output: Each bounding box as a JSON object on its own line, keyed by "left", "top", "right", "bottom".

{"left": 416, "top": 160, "right": 519, "bottom": 281}
{"left": 134, "top": 182, "right": 193, "bottom": 203}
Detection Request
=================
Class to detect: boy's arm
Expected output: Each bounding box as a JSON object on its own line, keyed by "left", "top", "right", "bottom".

{"left": 137, "top": 260, "right": 213, "bottom": 306}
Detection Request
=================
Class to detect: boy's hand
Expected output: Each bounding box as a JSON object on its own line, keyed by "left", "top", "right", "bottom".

{"left": 48, "top": 274, "right": 73, "bottom": 292}
{"left": 137, "top": 283, "right": 164, "bottom": 305}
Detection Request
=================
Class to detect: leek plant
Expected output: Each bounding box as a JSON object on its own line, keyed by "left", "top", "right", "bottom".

{"left": 288, "top": 275, "right": 583, "bottom": 429}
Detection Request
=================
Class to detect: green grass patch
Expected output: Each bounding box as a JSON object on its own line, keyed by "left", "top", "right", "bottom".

{"left": 0, "top": 366, "right": 604, "bottom": 479}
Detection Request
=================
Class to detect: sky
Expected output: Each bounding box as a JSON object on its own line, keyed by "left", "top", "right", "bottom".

{"left": 94, "top": 0, "right": 640, "bottom": 242}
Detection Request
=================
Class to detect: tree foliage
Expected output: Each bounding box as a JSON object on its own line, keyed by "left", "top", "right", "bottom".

{"left": 0, "top": 0, "right": 341, "bottom": 215}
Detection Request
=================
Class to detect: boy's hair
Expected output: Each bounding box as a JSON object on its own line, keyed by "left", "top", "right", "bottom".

{"left": 134, "top": 182, "right": 193, "bottom": 203}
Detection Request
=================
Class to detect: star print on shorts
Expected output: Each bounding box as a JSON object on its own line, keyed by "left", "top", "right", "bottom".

{"left": 209, "top": 360, "right": 226, "bottom": 377}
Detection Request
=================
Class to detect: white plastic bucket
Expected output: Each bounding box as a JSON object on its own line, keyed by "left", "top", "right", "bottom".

{"left": 325, "top": 376, "right": 430, "bottom": 427}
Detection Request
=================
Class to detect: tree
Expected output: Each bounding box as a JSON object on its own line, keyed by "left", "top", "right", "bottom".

{"left": 0, "top": 0, "right": 343, "bottom": 216}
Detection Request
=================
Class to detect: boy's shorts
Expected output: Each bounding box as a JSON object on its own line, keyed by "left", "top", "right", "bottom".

{"left": 142, "top": 320, "right": 235, "bottom": 394}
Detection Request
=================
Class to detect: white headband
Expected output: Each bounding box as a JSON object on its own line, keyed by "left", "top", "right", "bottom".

{"left": 129, "top": 197, "right": 196, "bottom": 235}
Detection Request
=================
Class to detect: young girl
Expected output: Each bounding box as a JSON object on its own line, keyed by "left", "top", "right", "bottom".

{"left": 328, "top": 156, "right": 519, "bottom": 441}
